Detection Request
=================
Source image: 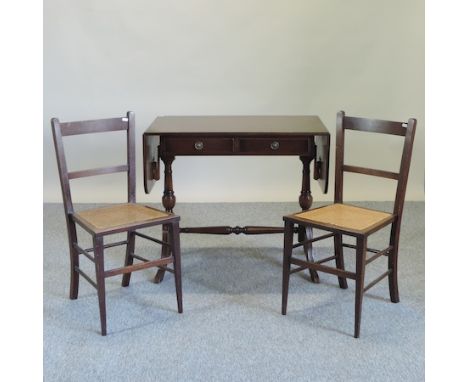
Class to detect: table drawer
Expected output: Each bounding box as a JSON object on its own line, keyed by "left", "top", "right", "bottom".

{"left": 238, "top": 137, "right": 310, "bottom": 155}
{"left": 164, "top": 137, "right": 234, "bottom": 155}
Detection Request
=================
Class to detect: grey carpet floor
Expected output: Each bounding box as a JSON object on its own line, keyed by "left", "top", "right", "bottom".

{"left": 44, "top": 202, "right": 424, "bottom": 382}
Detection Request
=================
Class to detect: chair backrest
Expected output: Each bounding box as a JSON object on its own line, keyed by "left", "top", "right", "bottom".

{"left": 334, "top": 111, "right": 417, "bottom": 218}
{"left": 51, "top": 111, "right": 136, "bottom": 215}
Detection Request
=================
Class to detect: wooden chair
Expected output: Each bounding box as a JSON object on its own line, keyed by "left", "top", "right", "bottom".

{"left": 51, "top": 111, "right": 182, "bottom": 335}
{"left": 281, "top": 111, "right": 417, "bottom": 338}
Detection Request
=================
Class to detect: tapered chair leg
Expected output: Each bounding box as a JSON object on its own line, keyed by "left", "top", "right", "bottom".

{"left": 122, "top": 231, "right": 136, "bottom": 287}
{"left": 169, "top": 222, "right": 183, "bottom": 313}
{"left": 69, "top": 244, "right": 80, "bottom": 299}
{"left": 388, "top": 222, "right": 401, "bottom": 303}
{"left": 93, "top": 236, "right": 107, "bottom": 336}
{"left": 154, "top": 224, "right": 172, "bottom": 284}
{"left": 282, "top": 221, "right": 294, "bottom": 315}
{"left": 354, "top": 236, "right": 367, "bottom": 338}
{"left": 334, "top": 233, "right": 348, "bottom": 289}
{"left": 67, "top": 219, "right": 80, "bottom": 300}
{"left": 388, "top": 246, "right": 400, "bottom": 303}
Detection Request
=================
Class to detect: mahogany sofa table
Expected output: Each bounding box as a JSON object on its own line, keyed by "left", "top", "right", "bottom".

{"left": 143, "top": 116, "right": 330, "bottom": 283}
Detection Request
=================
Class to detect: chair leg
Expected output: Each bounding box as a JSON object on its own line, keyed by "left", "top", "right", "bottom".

{"left": 154, "top": 224, "right": 172, "bottom": 283}
{"left": 93, "top": 236, "right": 107, "bottom": 336}
{"left": 388, "top": 222, "right": 401, "bottom": 303}
{"left": 282, "top": 221, "right": 294, "bottom": 315}
{"left": 67, "top": 218, "right": 80, "bottom": 300}
{"left": 354, "top": 236, "right": 367, "bottom": 338}
{"left": 122, "top": 231, "right": 136, "bottom": 287}
{"left": 334, "top": 234, "right": 348, "bottom": 289}
{"left": 169, "top": 222, "right": 183, "bottom": 313}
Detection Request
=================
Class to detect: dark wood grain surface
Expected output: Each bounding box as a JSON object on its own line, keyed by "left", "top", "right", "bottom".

{"left": 146, "top": 115, "right": 329, "bottom": 135}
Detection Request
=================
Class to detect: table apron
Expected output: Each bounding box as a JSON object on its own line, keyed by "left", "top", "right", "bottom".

{"left": 160, "top": 136, "right": 316, "bottom": 156}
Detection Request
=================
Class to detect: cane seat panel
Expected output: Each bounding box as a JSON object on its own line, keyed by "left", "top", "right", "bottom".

{"left": 294, "top": 204, "right": 393, "bottom": 233}
{"left": 74, "top": 203, "right": 170, "bottom": 234}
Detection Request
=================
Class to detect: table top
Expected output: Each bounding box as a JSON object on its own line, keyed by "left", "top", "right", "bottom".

{"left": 145, "top": 116, "right": 329, "bottom": 136}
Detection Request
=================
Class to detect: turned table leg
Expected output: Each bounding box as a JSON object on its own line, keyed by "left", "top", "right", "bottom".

{"left": 299, "top": 156, "right": 320, "bottom": 283}
{"left": 154, "top": 155, "right": 176, "bottom": 283}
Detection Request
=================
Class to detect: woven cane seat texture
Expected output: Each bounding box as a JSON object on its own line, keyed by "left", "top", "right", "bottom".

{"left": 294, "top": 203, "right": 393, "bottom": 234}
{"left": 74, "top": 203, "right": 170, "bottom": 234}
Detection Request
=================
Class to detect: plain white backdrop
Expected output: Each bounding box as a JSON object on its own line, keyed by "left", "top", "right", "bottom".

{"left": 9, "top": 1, "right": 468, "bottom": 381}
{"left": 43, "top": 0, "right": 424, "bottom": 204}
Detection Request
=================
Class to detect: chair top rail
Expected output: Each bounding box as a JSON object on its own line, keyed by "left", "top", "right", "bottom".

{"left": 58, "top": 117, "right": 129, "bottom": 136}
{"left": 344, "top": 116, "right": 407, "bottom": 136}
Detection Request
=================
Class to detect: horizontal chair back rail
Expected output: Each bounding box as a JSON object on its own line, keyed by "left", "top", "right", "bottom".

{"left": 68, "top": 165, "right": 129, "bottom": 180}
{"left": 60, "top": 117, "right": 129, "bottom": 136}
{"left": 343, "top": 116, "right": 407, "bottom": 136}
{"left": 342, "top": 165, "right": 399, "bottom": 180}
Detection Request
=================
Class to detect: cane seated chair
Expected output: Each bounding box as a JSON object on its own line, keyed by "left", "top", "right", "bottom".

{"left": 51, "top": 112, "right": 182, "bottom": 336}
{"left": 281, "top": 111, "right": 417, "bottom": 338}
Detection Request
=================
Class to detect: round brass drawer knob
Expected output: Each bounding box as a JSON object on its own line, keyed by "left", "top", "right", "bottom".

{"left": 194, "top": 141, "right": 204, "bottom": 151}
{"left": 270, "top": 141, "right": 280, "bottom": 150}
